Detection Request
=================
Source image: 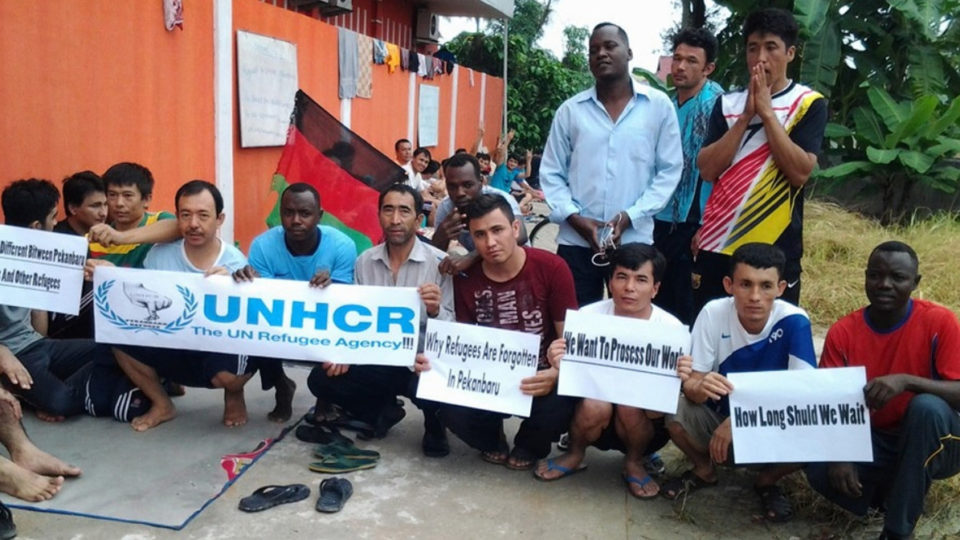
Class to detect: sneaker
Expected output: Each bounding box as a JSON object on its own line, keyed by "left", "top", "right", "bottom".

{"left": 644, "top": 452, "right": 665, "bottom": 476}
{"left": 557, "top": 432, "right": 570, "bottom": 451}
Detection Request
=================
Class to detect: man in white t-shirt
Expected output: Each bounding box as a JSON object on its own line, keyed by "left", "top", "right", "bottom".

{"left": 534, "top": 243, "right": 692, "bottom": 499}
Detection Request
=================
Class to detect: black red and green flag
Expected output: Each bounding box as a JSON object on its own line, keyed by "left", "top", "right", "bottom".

{"left": 267, "top": 90, "right": 406, "bottom": 253}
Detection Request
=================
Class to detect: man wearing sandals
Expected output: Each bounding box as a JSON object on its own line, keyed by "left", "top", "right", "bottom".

{"left": 807, "top": 242, "right": 960, "bottom": 540}
{"left": 533, "top": 243, "right": 693, "bottom": 498}
{"left": 662, "top": 243, "right": 816, "bottom": 522}
{"left": 422, "top": 194, "right": 577, "bottom": 470}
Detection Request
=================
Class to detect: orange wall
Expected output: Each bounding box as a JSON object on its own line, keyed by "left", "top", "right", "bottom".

{"left": 0, "top": 0, "right": 215, "bottom": 215}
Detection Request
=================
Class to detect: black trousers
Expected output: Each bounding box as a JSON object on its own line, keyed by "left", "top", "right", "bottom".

{"left": 653, "top": 220, "right": 698, "bottom": 326}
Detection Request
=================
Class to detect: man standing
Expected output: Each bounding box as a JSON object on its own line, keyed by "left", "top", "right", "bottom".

{"left": 534, "top": 243, "right": 692, "bottom": 499}
{"left": 304, "top": 184, "right": 453, "bottom": 456}
{"left": 653, "top": 28, "right": 724, "bottom": 325}
{"left": 540, "top": 22, "right": 683, "bottom": 307}
{"left": 661, "top": 243, "right": 816, "bottom": 523}
{"left": 54, "top": 171, "right": 107, "bottom": 236}
{"left": 807, "top": 242, "right": 960, "bottom": 539}
{"left": 232, "top": 183, "right": 356, "bottom": 422}
{"left": 394, "top": 138, "right": 414, "bottom": 177}
{"left": 694, "top": 8, "right": 827, "bottom": 311}
{"left": 422, "top": 194, "right": 578, "bottom": 470}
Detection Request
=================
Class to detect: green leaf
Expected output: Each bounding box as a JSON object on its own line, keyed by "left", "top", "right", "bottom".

{"left": 867, "top": 146, "right": 901, "bottom": 164}
{"left": 816, "top": 161, "right": 875, "bottom": 178}
{"left": 927, "top": 138, "right": 960, "bottom": 157}
{"left": 852, "top": 107, "right": 886, "bottom": 146}
{"left": 825, "top": 122, "right": 854, "bottom": 138}
{"left": 907, "top": 45, "right": 945, "bottom": 97}
{"left": 890, "top": 0, "right": 942, "bottom": 39}
{"left": 867, "top": 87, "right": 909, "bottom": 133}
{"left": 794, "top": 0, "right": 831, "bottom": 36}
{"left": 925, "top": 96, "right": 960, "bottom": 139}
{"left": 899, "top": 150, "right": 935, "bottom": 173}
{"left": 630, "top": 68, "right": 669, "bottom": 94}
{"left": 799, "top": 20, "right": 841, "bottom": 96}
{"left": 884, "top": 95, "right": 938, "bottom": 148}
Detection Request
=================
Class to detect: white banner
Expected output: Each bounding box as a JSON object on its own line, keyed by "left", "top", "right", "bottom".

{"left": 557, "top": 310, "right": 690, "bottom": 414}
{"left": 0, "top": 224, "right": 86, "bottom": 315}
{"left": 237, "top": 30, "right": 298, "bottom": 148}
{"left": 416, "top": 319, "right": 539, "bottom": 417}
{"left": 93, "top": 267, "right": 420, "bottom": 366}
{"left": 729, "top": 367, "right": 873, "bottom": 464}
{"left": 417, "top": 84, "right": 439, "bottom": 147}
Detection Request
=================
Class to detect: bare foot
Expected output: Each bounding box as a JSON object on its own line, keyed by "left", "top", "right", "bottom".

{"left": 267, "top": 376, "right": 296, "bottom": 423}
{"left": 131, "top": 403, "right": 176, "bottom": 432}
{"left": 223, "top": 389, "right": 247, "bottom": 427}
{"left": 624, "top": 460, "right": 659, "bottom": 498}
{"left": 533, "top": 451, "right": 586, "bottom": 480}
{"left": 11, "top": 443, "right": 81, "bottom": 477}
{"left": 0, "top": 458, "right": 64, "bottom": 502}
{"left": 35, "top": 410, "right": 65, "bottom": 423}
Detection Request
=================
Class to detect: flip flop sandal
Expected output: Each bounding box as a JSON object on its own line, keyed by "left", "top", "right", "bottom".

{"left": 661, "top": 470, "right": 718, "bottom": 500}
{"left": 238, "top": 484, "right": 310, "bottom": 512}
{"left": 480, "top": 449, "right": 508, "bottom": 465}
{"left": 316, "top": 477, "right": 353, "bottom": 513}
{"left": 505, "top": 446, "right": 538, "bottom": 471}
{"left": 308, "top": 456, "right": 378, "bottom": 474}
{"left": 295, "top": 424, "right": 354, "bottom": 446}
{"left": 331, "top": 417, "right": 377, "bottom": 440}
{"left": 532, "top": 458, "right": 587, "bottom": 481}
{"left": 314, "top": 442, "right": 381, "bottom": 460}
{"left": 623, "top": 473, "right": 659, "bottom": 500}
{"left": 756, "top": 484, "right": 794, "bottom": 523}
{"left": 0, "top": 500, "right": 16, "bottom": 540}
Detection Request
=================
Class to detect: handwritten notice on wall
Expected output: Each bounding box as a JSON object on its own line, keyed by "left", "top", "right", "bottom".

{"left": 237, "top": 30, "right": 298, "bottom": 147}
{"left": 418, "top": 84, "right": 439, "bottom": 147}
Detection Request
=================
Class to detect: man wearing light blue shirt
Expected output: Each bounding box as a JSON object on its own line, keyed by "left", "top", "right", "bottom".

{"left": 540, "top": 23, "right": 683, "bottom": 306}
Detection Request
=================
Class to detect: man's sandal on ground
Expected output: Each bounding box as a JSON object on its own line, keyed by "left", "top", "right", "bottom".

{"left": 660, "top": 470, "right": 718, "bottom": 500}
{"left": 755, "top": 484, "right": 793, "bottom": 522}
{"left": 238, "top": 484, "right": 310, "bottom": 512}
{"left": 313, "top": 442, "right": 380, "bottom": 461}
{"left": 308, "top": 455, "right": 378, "bottom": 474}
{"left": 533, "top": 458, "right": 587, "bottom": 481}
{"left": 316, "top": 477, "right": 353, "bottom": 513}
{"left": 623, "top": 473, "right": 659, "bottom": 500}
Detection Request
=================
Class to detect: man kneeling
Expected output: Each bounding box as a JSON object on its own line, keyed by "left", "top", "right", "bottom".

{"left": 533, "top": 243, "right": 692, "bottom": 498}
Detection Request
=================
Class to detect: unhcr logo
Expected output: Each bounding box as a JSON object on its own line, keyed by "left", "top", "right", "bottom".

{"left": 95, "top": 280, "right": 197, "bottom": 334}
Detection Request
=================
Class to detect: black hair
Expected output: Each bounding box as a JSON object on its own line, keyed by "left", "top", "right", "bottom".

{"left": 413, "top": 147, "right": 431, "bottom": 160}
{"left": 2, "top": 178, "right": 60, "bottom": 227}
{"left": 379, "top": 183, "right": 424, "bottom": 215}
{"left": 423, "top": 160, "right": 441, "bottom": 176}
{"left": 607, "top": 243, "right": 667, "bottom": 283}
{"left": 394, "top": 138, "right": 411, "bottom": 151}
{"left": 870, "top": 241, "right": 919, "bottom": 271}
{"left": 62, "top": 170, "right": 104, "bottom": 216}
{"left": 672, "top": 27, "right": 719, "bottom": 63}
{"left": 463, "top": 193, "right": 515, "bottom": 224}
{"left": 743, "top": 8, "right": 798, "bottom": 49}
{"left": 592, "top": 22, "right": 630, "bottom": 47}
{"left": 175, "top": 180, "right": 224, "bottom": 215}
{"left": 281, "top": 182, "right": 321, "bottom": 207}
{"left": 443, "top": 153, "right": 482, "bottom": 180}
{"left": 102, "top": 162, "right": 155, "bottom": 199}
{"left": 476, "top": 152, "right": 491, "bottom": 161}
{"left": 508, "top": 153, "right": 524, "bottom": 165}
{"left": 729, "top": 242, "right": 786, "bottom": 279}
{"left": 454, "top": 148, "right": 467, "bottom": 154}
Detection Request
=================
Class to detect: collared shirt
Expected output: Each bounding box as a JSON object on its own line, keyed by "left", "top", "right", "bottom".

{"left": 540, "top": 84, "right": 683, "bottom": 247}
{"left": 144, "top": 239, "right": 248, "bottom": 274}
{"left": 354, "top": 240, "right": 454, "bottom": 329}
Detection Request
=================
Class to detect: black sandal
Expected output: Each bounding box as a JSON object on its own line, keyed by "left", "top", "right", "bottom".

{"left": 755, "top": 484, "right": 793, "bottom": 522}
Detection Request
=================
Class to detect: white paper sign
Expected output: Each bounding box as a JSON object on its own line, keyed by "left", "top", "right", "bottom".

{"left": 416, "top": 319, "right": 539, "bottom": 417}
{"left": 557, "top": 310, "right": 690, "bottom": 413}
{"left": 93, "top": 267, "right": 420, "bottom": 366}
{"left": 0, "top": 224, "right": 87, "bottom": 315}
{"left": 729, "top": 367, "right": 873, "bottom": 464}
{"left": 237, "top": 30, "right": 298, "bottom": 147}
{"left": 417, "top": 84, "right": 439, "bottom": 147}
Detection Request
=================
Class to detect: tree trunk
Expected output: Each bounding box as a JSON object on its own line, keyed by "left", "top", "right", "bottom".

{"left": 680, "top": 0, "right": 707, "bottom": 29}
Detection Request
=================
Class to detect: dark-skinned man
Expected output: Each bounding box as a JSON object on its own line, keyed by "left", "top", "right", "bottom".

{"left": 540, "top": 22, "right": 683, "bottom": 307}
{"left": 807, "top": 241, "right": 960, "bottom": 540}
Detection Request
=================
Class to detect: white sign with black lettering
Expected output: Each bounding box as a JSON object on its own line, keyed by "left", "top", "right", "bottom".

{"left": 0, "top": 224, "right": 87, "bottom": 314}
{"left": 557, "top": 310, "right": 690, "bottom": 413}
{"left": 729, "top": 367, "right": 873, "bottom": 464}
{"left": 416, "top": 319, "right": 540, "bottom": 417}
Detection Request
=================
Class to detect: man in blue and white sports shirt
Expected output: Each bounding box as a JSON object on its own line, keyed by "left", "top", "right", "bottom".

{"left": 661, "top": 242, "right": 816, "bottom": 523}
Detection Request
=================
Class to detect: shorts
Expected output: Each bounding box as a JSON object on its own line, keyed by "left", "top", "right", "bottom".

{"left": 593, "top": 411, "right": 670, "bottom": 455}
{"left": 118, "top": 345, "right": 255, "bottom": 389}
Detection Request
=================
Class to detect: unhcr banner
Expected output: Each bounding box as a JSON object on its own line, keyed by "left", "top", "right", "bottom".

{"left": 0, "top": 224, "right": 87, "bottom": 315}
{"left": 93, "top": 267, "right": 420, "bottom": 366}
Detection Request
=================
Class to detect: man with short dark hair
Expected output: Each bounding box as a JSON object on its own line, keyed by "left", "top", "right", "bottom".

{"left": 541, "top": 22, "right": 683, "bottom": 308}
{"left": 417, "top": 193, "right": 578, "bottom": 470}
{"left": 662, "top": 243, "right": 816, "bottom": 522}
{"left": 305, "top": 184, "right": 453, "bottom": 456}
{"left": 694, "top": 8, "right": 827, "bottom": 311}
{"left": 55, "top": 171, "right": 107, "bottom": 236}
{"left": 653, "top": 28, "right": 724, "bottom": 325}
{"left": 535, "top": 243, "right": 692, "bottom": 499}
{"left": 807, "top": 241, "right": 960, "bottom": 540}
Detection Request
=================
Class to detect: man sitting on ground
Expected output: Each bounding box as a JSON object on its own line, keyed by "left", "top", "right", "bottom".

{"left": 109, "top": 180, "right": 255, "bottom": 431}
{"left": 534, "top": 244, "right": 692, "bottom": 498}
{"left": 304, "top": 184, "right": 453, "bottom": 456}
{"left": 417, "top": 194, "right": 578, "bottom": 470}
{"left": 662, "top": 242, "right": 816, "bottom": 523}
{"left": 232, "top": 183, "right": 356, "bottom": 422}
{"left": 807, "top": 241, "right": 960, "bottom": 540}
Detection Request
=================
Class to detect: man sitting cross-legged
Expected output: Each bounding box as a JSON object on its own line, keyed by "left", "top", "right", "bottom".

{"left": 533, "top": 243, "right": 693, "bottom": 498}
{"left": 806, "top": 241, "right": 960, "bottom": 540}
{"left": 661, "top": 242, "right": 816, "bottom": 523}
{"left": 108, "top": 180, "right": 254, "bottom": 431}
{"left": 417, "top": 193, "right": 578, "bottom": 470}
{"left": 304, "top": 184, "right": 453, "bottom": 456}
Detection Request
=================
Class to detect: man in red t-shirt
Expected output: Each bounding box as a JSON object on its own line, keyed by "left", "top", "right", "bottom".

{"left": 807, "top": 241, "right": 960, "bottom": 539}
{"left": 417, "top": 193, "right": 578, "bottom": 470}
